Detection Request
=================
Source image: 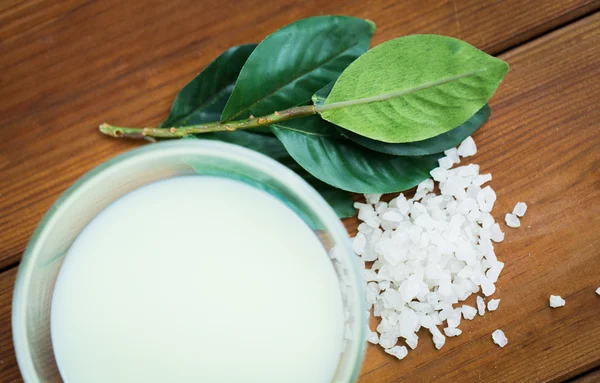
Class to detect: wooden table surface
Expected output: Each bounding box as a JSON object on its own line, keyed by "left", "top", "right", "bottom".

{"left": 1, "top": 1, "right": 599, "bottom": 382}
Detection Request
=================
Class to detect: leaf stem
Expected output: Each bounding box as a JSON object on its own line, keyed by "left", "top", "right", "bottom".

{"left": 318, "top": 69, "right": 486, "bottom": 111}
{"left": 99, "top": 105, "right": 317, "bottom": 139}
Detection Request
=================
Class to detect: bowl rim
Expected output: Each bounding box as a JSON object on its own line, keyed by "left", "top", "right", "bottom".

{"left": 12, "top": 140, "right": 366, "bottom": 383}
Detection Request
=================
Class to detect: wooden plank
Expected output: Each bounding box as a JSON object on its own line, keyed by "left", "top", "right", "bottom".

{"left": 571, "top": 369, "right": 600, "bottom": 383}
{"left": 357, "top": 13, "right": 600, "bottom": 382}
{"left": 2, "top": 15, "right": 600, "bottom": 381}
{"left": 0, "top": 268, "right": 22, "bottom": 383}
{"left": 0, "top": 0, "right": 599, "bottom": 269}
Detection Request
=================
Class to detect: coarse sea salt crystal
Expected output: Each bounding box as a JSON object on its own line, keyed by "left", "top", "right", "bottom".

{"left": 385, "top": 346, "right": 408, "bottom": 360}
{"left": 477, "top": 296, "right": 486, "bottom": 316}
{"left": 428, "top": 326, "right": 446, "bottom": 350}
{"left": 549, "top": 295, "right": 566, "bottom": 308}
{"left": 438, "top": 156, "right": 455, "bottom": 170}
{"left": 353, "top": 233, "right": 366, "bottom": 255}
{"left": 461, "top": 305, "right": 477, "bottom": 320}
{"left": 444, "top": 148, "right": 460, "bottom": 164}
{"left": 492, "top": 329, "right": 508, "bottom": 348}
{"left": 513, "top": 202, "right": 527, "bottom": 217}
{"left": 487, "top": 299, "right": 500, "bottom": 311}
{"left": 596, "top": 287, "right": 600, "bottom": 295}
{"left": 404, "top": 333, "right": 419, "bottom": 350}
{"left": 489, "top": 223, "right": 505, "bottom": 243}
{"left": 367, "top": 330, "right": 380, "bottom": 344}
{"left": 457, "top": 137, "right": 477, "bottom": 157}
{"left": 505, "top": 213, "right": 520, "bottom": 228}
{"left": 365, "top": 194, "right": 383, "bottom": 204}
{"left": 430, "top": 167, "right": 448, "bottom": 182}
{"left": 444, "top": 327, "right": 462, "bottom": 337}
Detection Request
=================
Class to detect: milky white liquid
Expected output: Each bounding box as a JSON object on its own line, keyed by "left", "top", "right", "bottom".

{"left": 51, "top": 176, "right": 344, "bottom": 383}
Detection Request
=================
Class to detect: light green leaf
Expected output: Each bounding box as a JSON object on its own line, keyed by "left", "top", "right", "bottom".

{"left": 319, "top": 35, "right": 508, "bottom": 143}
{"left": 160, "top": 44, "right": 257, "bottom": 128}
{"left": 342, "top": 104, "right": 491, "bottom": 156}
{"left": 221, "top": 16, "right": 375, "bottom": 122}
{"left": 271, "top": 118, "right": 441, "bottom": 193}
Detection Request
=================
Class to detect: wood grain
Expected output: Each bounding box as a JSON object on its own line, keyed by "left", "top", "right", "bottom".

{"left": 357, "top": 13, "right": 600, "bottom": 383}
{"left": 571, "top": 368, "right": 600, "bottom": 383}
{"left": 0, "top": 268, "right": 21, "bottom": 383}
{"left": 0, "top": 0, "right": 599, "bottom": 270}
{"left": 1, "top": 1, "right": 599, "bottom": 382}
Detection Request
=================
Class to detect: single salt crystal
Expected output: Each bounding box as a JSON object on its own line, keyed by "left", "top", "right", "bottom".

{"left": 395, "top": 194, "right": 410, "bottom": 215}
{"left": 447, "top": 308, "right": 462, "bottom": 328}
{"left": 428, "top": 325, "right": 446, "bottom": 350}
{"left": 375, "top": 201, "right": 388, "bottom": 214}
{"left": 358, "top": 205, "right": 376, "bottom": 221}
{"left": 473, "top": 173, "right": 492, "bottom": 187}
{"left": 505, "top": 213, "right": 521, "bottom": 228}
{"left": 444, "top": 327, "right": 462, "bottom": 337}
{"left": 378, "top": 280, "right": 390, "bottom": 290}
{"left": 404, "top": 333, "right": 418, "bottom": 349}
{"left": 487, "top": 299, "right": 500, "bottom": 311}
{"left": 367, "top": 330, "right": 380, "bottom": 344}
{"left": 457, "top": 136, "right": 477, "bottom": 157}
{"left": 365, "top": 216, "right": 381, "bottom": 229}
{"left": 438, "top": 156, "right": 455, "bottom": 170}
{"left": 549, "top": 295, "right": 566, "bottom": 308}
{"left": 476, "top": 296, "right": 486, "bottom": 316}
{"left": 477, "top": 186, "right": 497, "bottom": 213}
{"left": 379, "top": 334, "right": 399, "bottom": 349}
{"left": 492, "top": 329, "right": 508, "bottom": 347}
{"left": 382, "top": 211, "right": 404, "bottom": 222}
{"left": 385, "top": 345, "right": 408, "bottom": 360}
{"left": 480, "top": 275, "right": 496, "bottom": 296}
{"left": 596, "top": 287, "right": 600, "bottom": 295}
{"left": 461, "top": 305, "right": 477, "bottom": 320}
{"left": 357, "top": 223, "right": 374, "bottom": 235}
{"left": 444, "top": 148, "right": 460, "bottom": 164}
{"left": 417, "top": 179, "right": 435, "bottom": 194}
{"left": 364, "top": 269, "right": 378, "bottom": 282}
{"left": 365, "top": 194, "right": 383, "bottom": 204}
{"left": 486, "top": 261, "right": 504, "bottom": 284}
{"left": 513, "top": 202, "right": 527, "bottom": 217}
{"left": 430, "top": 167, "right": 448, "bottom": 182}
{"left": 353, "top": 233, "right": 366, "bottom": 255}
{"left": 489, "top": 223, "right": 505, "bottom": 243}
{"left": 366, "top": 282, "right": 380, "bottom": 304}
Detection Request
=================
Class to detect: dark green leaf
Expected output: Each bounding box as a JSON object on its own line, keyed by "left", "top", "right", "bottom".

{"left": 221, "top": 16, "right": 375, "bottom": 122}
{"left": 341, "top": 104, "right": 490, "bottom": 156}
{"left": 270, "top": 115, "right": 342, "bottom": 137}
{"left": 160, "top": 44, "right": 257, "bottom": 128}
{"left": 271, "top": 118, "right": 441, "bottom": 193}
{"left": 164, "top": 53, "right": 354, "bottom": 218}
{"left": 312, "top": 81, "right": 334, "bottom": 107}
{"left": 320, "top": 35, "right": 508, "bottom": 143}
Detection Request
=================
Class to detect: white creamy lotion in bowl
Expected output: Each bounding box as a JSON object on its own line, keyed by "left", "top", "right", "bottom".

{"left": 50, "top": 176, "right": 344, "bottom": 382}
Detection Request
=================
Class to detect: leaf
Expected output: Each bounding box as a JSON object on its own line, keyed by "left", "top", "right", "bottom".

{"left": 220, "top": 16, "right": 375, "bottom": 122}
{"left": 161, "top": 47, "right": 354, "bottom": 218}
{"left": 160, "top": 44, "right": 257, "bottom": 128}
{"left": 312, "top": 81, "right": 334, "bottom": 107}
{"left": 341, "top": 104, "right": 491, "bottom": 156}
{"left": 271, "top": 118, "right": 442, "bottom": 193}
{"left": 311, "top": 181, "right": 356, "bottom": 219}
{"left": 319, "top": 35, "right": 509, "bottom": 143}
